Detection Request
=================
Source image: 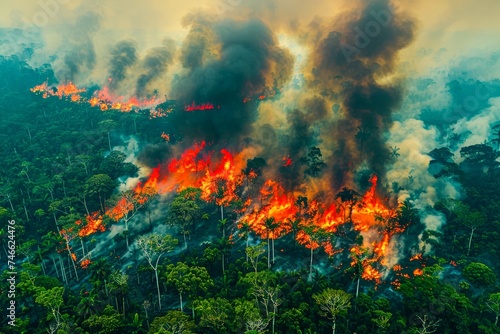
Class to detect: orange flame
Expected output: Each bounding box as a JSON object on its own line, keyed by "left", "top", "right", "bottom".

{"left": 81, "top": 259, "right": 91, "bottom": 269}
{"left": 78, "top": 212, "right": 105, "bottom": 237}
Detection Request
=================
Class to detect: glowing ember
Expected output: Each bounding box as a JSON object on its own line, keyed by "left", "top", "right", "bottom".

{"left": 282, "top": 156, "right": 292, "bottom": 167}
{"left": 410, "top": 253, "right": 423, "bottom": 261}
{"left": 161, "top": 132, "right": 170, "bottom": 141}
{"left": 184, "top": 102, "right": 215, "bottom": 111}
{"left": 413, "top": 268, "right": 424, "bottom": 276}
{"left": 81, "top": 259, "right": 91, "bottom": 269}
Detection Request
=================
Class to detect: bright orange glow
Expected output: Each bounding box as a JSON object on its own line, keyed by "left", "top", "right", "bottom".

{"left": 81, "top": 259, "right": 91, "bottom": 269}
{"left": 31, "top": 83, "right": 163, "bottom": 112}
{"left": 410, "top": 253, "right": 423, "bottom": 261}
{"left": 413, "top": 268, "right": 424, "bottom": 276}
{"left": 78, "top": 212, "right": 105, "bottom": 237}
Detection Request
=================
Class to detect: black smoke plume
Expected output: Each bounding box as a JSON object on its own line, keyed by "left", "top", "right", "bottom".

{"left": 279, "top": 97, "right": 329, "bottom": 191}
{"left": 58, "top": 11, "right": 101, "bottom": 82}
{"left": 168, "top": 18, "right": 293, "bottom": 145}
{"left": 309, "top": 0, "right": 415, "bottom": 190}
{"left": 135, "top": 39, "right": 176, "bottom": 97}
{"left": 108, "top": 40, "right": 137, "bottom": 91}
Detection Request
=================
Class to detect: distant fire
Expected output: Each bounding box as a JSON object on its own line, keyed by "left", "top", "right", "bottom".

{"left": 184, "top": 102, "right": 215, "bottom": 111}
{"left": 31, "top": 82, "right": 163, "bottom": 112}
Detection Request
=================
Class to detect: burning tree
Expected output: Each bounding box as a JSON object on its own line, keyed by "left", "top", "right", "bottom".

{"left": 107, "top": 189, "right": 155, "bottom": 248}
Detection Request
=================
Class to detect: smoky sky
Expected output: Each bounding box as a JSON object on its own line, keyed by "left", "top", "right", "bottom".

{"left": 309, "top": 0, "right": 415, "bottom": 190}
{"left": 108, "top": 40, "right": 137, "bottom": 91}
{"left": 135, "top": 39, "right": 176, "bottom": 97}
{"left": 58, "top": 11, "right": 101, "bottom": 82}
{"left": 167, "top": 18, "right": 293, "bottom": 145}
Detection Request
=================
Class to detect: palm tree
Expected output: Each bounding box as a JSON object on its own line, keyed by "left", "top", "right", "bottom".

{"left": 214, "top": 237, "right": 233, "bottom": 274}
{"left": 389, "top": 146, "right": 400, "bottom": 159}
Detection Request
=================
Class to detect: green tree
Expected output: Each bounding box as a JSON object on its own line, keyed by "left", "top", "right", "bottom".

{"left": 136, "top": 233, "right": 178, "bottom": 311}
{"left": 313, "top": 288, "right": 352, "bottom": 334}
{"left": 110, "top": 270, "right": 129, "bottom": 317}
{"left": 82, "top": 305, "right": 125, "bottom": 334}
{"left": 84, "top": 173, "right": 116, "bottom": 212}
{"left": 148, "top": 310, "right": 196, "bottom": 334}
{"left": 453, "top": 201, "right": 486, "bottom": 256}
{"left": 463, "top": 262, "right": 496, "bottom": 287}
{"left": 167, "top": 192, "right": 199, "bottom": 249}
{"left": 165, "top": 262, "right": 213, "bottom": 312}
{"left": 35, "top": 286, "right": 65, "bottom": 333}
{"left": 486, "top": 293, "right": 500, "bottom": 326}
{"left": 195, "top": 297, "right": 233, "bottom": 334}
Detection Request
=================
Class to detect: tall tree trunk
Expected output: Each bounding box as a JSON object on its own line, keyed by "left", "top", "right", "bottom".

{"left": 51, "top": 255, "right": 60, "bottom": 278}
{"left": 82, "top": 196, "right": 90, "bottom": 216}
{"left": 272, "top": 237, "right": 275, "bottom": 264}
{"left": 125, "top": 219, "right": 130, "bottom": 249}
{"left": 179, "top": 293, "right": 183, "bottom": 312}
{"left": 155, "top": 254, "right": 163, "bottom": 311}
{"left": 467, "top": 227, "right": 476, "bottom": 256}
{"left": 40, "top": 260, "right": 46, "bottom": 275}
{"left": 66, "top": 242, "right": 79, "bottom": 281}
{"left": 222, "top": 253, "right": 225, "bottom": 274}
{"left": 356, "top": 276, "right": 360, "bottom": 298}
{"left": 267, "top": 236, "right": 271, "bottom": 269}
{"left": 6, "top": 195, "right": 14, "bottom": 212}
{"left": 23, "top": 198, "right": 29, "bottom": 221}
{"left": 309, "top": 247, "right": 314, "bottom": 279}
{"left": 80, "top": 238, "right": 86, "bottom": 258}
{"left": 59, "top": 254, "right": 67, "bottom": 284}
{"left": 53, "top": 213, "right": 61, "bottom": 233}
{"left": 99, "top": 194, "right": 104, "bottom": 213}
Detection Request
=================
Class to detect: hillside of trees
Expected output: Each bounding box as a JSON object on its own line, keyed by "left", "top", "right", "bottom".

{"left": 1, "top": 56, "right": 500, "bottom": 334}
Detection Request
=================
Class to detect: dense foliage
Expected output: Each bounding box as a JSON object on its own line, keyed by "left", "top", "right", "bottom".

{"left": 1, "top": 56, "right": 500, "bottom": 334}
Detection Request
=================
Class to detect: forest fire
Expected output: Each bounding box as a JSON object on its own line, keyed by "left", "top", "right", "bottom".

{"left": 184, "top": 102, "right": 216, "bottom": 111}
{"left": 31, "top": 83, "right": 163, "bottom": 112}
{"left": 77, "top": 212, "right": 105, "bottom": 237}
{"left": 30, "top": 82, "right": 85, "bottom": 100}
{"left": 95, "top": 139, "right": 404, "bottom": 283}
